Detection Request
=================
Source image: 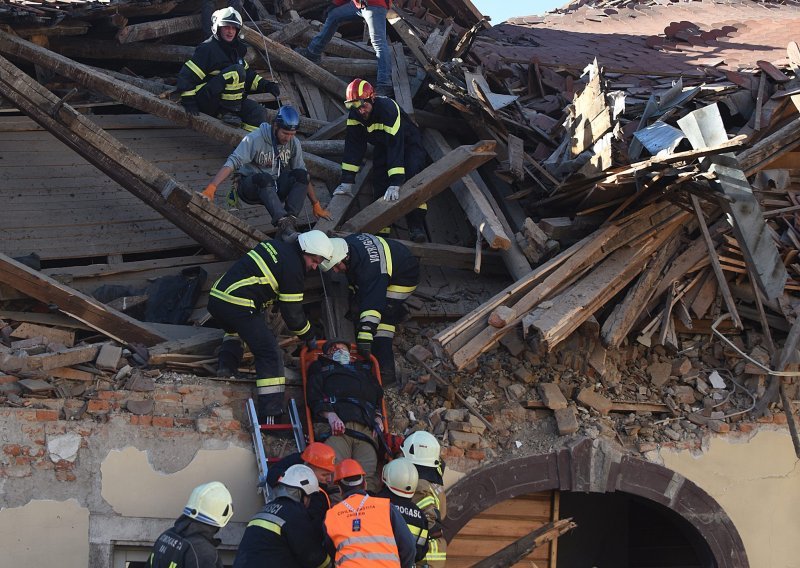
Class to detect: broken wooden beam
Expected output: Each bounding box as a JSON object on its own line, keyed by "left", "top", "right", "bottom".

{"left": 116, "top": 14, "right": 202, "bottom": 44}
{"left": 0, "top": 253, "right": 167, "bottom": 346}
{"left": 469, "top": 519, "right": 576, "bottom": 568}
{"left": 341, "top": 140, "right": 497, "bottom": 234}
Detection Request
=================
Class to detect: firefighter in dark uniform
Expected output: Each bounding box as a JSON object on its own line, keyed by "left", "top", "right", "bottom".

{"left": 320, "top": 233, "right": 419, "bottom": 385}
{"left": 207, "top": 230, "right": 333, "bottom": 423}
{"left": 266, "top": 442, "right": 336, "bottom": 536}
{"left": 333, "top": 79, "right": 428, "bottom": 242}
{"left": 377, "top": 458, "right": 430, "bottom": 564}
{"left": 306, "top": 339, "right": 385, "bottom": 493}
{"left": 177, "top": 7, "right": 280, "bottom": 131}
{"left": 148, "top": 481, "right": 233, "bottom": 568}
{"left": 234, "top": 465, "right": 332, "bottom": 568}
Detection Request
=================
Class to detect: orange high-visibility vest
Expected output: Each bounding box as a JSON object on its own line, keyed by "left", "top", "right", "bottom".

{"left": 325, "top": 493, "right": 400, "bottom": 567}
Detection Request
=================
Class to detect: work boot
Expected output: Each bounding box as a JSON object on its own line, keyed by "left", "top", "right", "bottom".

{"left": 295, "top": 47, "right": 321, "bottom": 64}
{"left": 276, "top": 215, "right": 298, "bottom": 242}
{"left": 409, "top": 224, "right": 427, "bottom": 243}
{"left": 219, "top": 112, "right": 242, "bottom": 127}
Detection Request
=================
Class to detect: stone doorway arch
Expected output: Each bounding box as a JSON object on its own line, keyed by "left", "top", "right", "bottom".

{"left": 444, "top": 437, "right": 748, "bottom": 567}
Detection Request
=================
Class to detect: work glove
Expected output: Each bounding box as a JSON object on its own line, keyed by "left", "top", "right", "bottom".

{"left": 182, "top": 100, "right": 200, "bottom": 116}
{"left": 312, "top": 201, "right": 332, "bottom": 219}
{"left": 200, "top": 183, "right": 217, "bottom": 200}
{"left": 357, "top": 341, "right": 371, "bottom": 361}
{"left": 264, "top": 81, "right": 281, "bottom": 97}
{"left": 383, "top": 185, "right": 400, "bottom": 201}
{"left": 333, "top": 183, "right": 354, "bottom": 196}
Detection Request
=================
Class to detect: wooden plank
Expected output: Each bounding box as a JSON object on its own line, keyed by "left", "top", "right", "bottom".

{"left": 11, "top": 322, "right": 75, "bottom": 347}
{"left": 0, "top": 253, "right": 167, "bottom": 346}
{"left": 295, "top": 75, "right": 328, "bottom": 121}
{"left": 25, "top": 344, "right": 99, "bottom": 371}
{"left": 116, "top": 14, "right": 202, "bottom": 44}
{"left": 342, "top": 141, "right": 496, "bottom": 234}
{"left": 47, "top": 366, "right": 95, "bottom": 381}
{"left": 0, "top": 310, "right": 92, "bottom": 331}
{"left": 315, "top": 163, "right": 373, "bottom": 234}
{"left": 390, "top": 42, "right": 414, "bottom": 115}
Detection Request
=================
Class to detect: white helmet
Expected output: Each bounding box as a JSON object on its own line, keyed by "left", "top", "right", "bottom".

{"left": 297, "top": 230, "right": 333, "bottom": 260}
{"left": 280, "top": 464, "right": 320, "bottom": 496}
{"left": 211, "top": 7, "right": 242, "bottom": 39}
{"left": 183, "top": 481, "right": 234, "bottom": 528}
{"left": 401, "top": 431, "right": 441, "bottom": 468}
{"left": 382, "top": 457, "right": 419, "bottom": 498}
{"left": 320, "top": 238, "right": 349, "bottom": 272}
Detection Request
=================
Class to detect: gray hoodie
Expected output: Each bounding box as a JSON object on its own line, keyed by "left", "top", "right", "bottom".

{"left": 223, "top": 122, "right": 306, "bottom": 179}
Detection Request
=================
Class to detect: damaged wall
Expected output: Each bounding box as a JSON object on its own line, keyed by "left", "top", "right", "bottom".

{"left": 0, "top": 382, "right": 262, "bottom": 567}
{"left": 656, "top": 428, "right": 800, "bottom": 568}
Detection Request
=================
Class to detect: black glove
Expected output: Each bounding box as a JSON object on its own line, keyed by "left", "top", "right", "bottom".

{"left": 182, "top": 99, "right": 200, "bottom": 116}
{"left": 357, "top": 341, "right": 371, "bottom": 360}
{"left": 264, "top": 81, "right": 280, "bottom": 97}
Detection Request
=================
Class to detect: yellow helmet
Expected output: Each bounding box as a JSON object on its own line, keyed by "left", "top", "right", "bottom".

{"left": 183, "top": 481, "right": 233, "bottom": 528}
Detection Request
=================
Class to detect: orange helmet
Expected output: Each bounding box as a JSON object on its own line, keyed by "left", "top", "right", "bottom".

{"left": 344, "top": 79, "right": 374, "bottom": 109}
{"left": 301, "top": 442, "right": 336, "bottom": 473}
{"left": 334, "top": 458, "right": 366, "bottom": 485}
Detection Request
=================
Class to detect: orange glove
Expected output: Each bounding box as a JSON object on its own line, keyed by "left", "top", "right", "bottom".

{"left": 312, "top": 201, "right": 331, "bottom": 220}
{"left": 201, "top": 183, "right": 217, "bottom": 200}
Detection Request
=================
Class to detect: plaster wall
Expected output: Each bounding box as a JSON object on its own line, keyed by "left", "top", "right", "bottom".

{"left": 655, "top": 428, "right": 800, "bottom": 568}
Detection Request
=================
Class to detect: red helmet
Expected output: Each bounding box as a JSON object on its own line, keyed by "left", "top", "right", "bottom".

{"left": 334, "top": 458, "right": 366, "bottom": 485}
{"left": 344, "top": 79, "right": 374, "bottom": 108}
{"left": 301, "top": 442, "right": 336, "bottom": 473}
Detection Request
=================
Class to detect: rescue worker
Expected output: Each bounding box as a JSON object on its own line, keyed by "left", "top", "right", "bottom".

{"left": 234, "top": 464, "right": 333, "bottom": 568}
{"left": 306, "top": 339, "right": 384, "bottom": 493}
{"left": 177, "top": 7, "right": 280, "bottom": 131}
{"left": 320, "top": 233, "right": 419, "bottom": 385}
{"left": 403, "top": 431, "right": 447, "bottom": 567}
{"left": 207, "top": 230, "right": 333, "bottom": 423}
{"left": 200, "top": 105, "right": 330, "bottom": 242}
{"left": 324, "top": 459, "right": 416, "bottom": 567}
{"left": 266, "top": 442, "right": 336, "bottom": 535}
{"left": 148, "top": 481, "right": 233, "bottom": 568}
{"left": 333, "top": 79, "right": 428, "bottom": 242}
{"left": 296, "top": 0, "right": 393, "bottom": 97}
{"left": 377, "top": 458, "right": 430, "bottom": 564}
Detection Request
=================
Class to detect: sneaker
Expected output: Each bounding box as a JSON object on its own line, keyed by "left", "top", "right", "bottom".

{"left": 219, "top": 112, "right": 242, "bottom": 127}
{"left": 295, "top": 47, "right": 321, "bottom": 64}
{"left": 276, "top": 215, "right": 298, "bottom": 242}
{"left": 409, "top": 224, "right": 427, "bottom": 243}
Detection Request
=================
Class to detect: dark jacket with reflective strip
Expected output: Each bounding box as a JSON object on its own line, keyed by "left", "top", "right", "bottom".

{"left": 210, "top": 239, "right": 313, "bottom": 338}
{"left": 340, "top": 97, "right": 421, "bottom": 187}
{"left": 266, "top": 451, "right": 332, "bottom": 540}
{"left": 307, "top": 356, "right": 383, "bottom": 427}
{"left": 233, "top": 497, "right": 332, "bottom": 568}
{"left": 377, "top": 489, "right": 429, "bottom": 563}
{"left": 177, "top": 36, "right": 269, "bottom": 105}
{"left": 149, "top": 516, "right": 223, "bottom": 568}
{"left": 341, "top": 234, "right": 419, "bottom": 345}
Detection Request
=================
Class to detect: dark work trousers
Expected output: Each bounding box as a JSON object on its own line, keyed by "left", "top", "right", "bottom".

{"left": 207, "top": 295, "right": 285, "bottom": 417}
{"left": 238, "top": 168, "right": 308, "bottom": 223}
{"left": 194, "top": 64, "right": 265, "bottom": 132}
{"left": 372, "top": 139, "right": 427, "bottom": 233}
{"left": 372, "top": 296, "right": 409, "bottom": 385}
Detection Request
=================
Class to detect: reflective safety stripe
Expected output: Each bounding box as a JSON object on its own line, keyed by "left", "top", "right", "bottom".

{"left": 317, "top": 556, "right": 332, "bottom": 568}
{"left": 256, "top": 377, "right": 285, "bottom": 387}
{"left": 357, "top": 331, "right": 373, "bottom": 341}
{"left": 424, "top": 539, "right": 446, "bottom": 561}
{"left": 223, "top": 332, "right": 240, "bottom": 341}
{"left": 242, "top": 122, "right": 258, "bottom": 132}
{"left": 375, "top": 236, "right": 392, "bottom": 276}
{"left": 279, "top": 292, "right": 303, "bottom": 302}
{"left": 386, "top": 166, "right": 405, "bottom": 177}
{"left": 408, "top": 524, "right": 429, "bottom": 546}
{"left": 257, "top": 385, "right": 284, "bottom": 395}
{"left": 375, "top": 323, "right": 395, "bottom": 339}
{"left": 360, "top": 310, "right": 381, "bottom": 325}
{"left": 182, "top": 83, "right": 206, "bottom": 96}
{"left": 335, "top": 551, "right": 399, "bottom": 566}
{"left": 346, "top": 118, "right": 362, "bottom": 126}
{"left": 221, "top": 92, "right": 244, "bottom": 101}
{"left": 185, "top": 59, "right": 205, "bottom": 80}
{"left": 248, "top": 518, "right": 282, "bottom": 535}
{"left": 291, "top": 320, "right": 312, "bottom": 336}
{"left": 419, "top": 202, "right": 428, "bottom": 210}
{"left": 210, "top": 288, "right": 255, "bottom": 309}
{"left": 386, "top": 283, "right": 415, "bottom": 300}
{"left": 416, "top": 494, "right": 439, "bottom": 509}
{"left": 246, "top": 250, "right": 279, "bottom": 293}
{"left": 169, "top": 562, "right": 178, "bottom": 568}
{"left": 342, "top": 162, "right": 360, "bottom": 172}
{"left": 367, "top": 100, "right": 402, "bottom": 136}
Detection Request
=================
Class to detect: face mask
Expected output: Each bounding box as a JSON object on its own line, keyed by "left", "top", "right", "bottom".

{"left": 331, "top": 348, "right": 351, "bottom": 365}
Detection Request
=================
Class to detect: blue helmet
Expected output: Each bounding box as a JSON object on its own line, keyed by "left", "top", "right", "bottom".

{"left": 274, "top": 106, "right": 300, "bottom": 132}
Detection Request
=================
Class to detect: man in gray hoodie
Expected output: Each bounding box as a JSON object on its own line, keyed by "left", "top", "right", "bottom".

{"left": 200, "top": 105, "right": 329, "bottom": 241}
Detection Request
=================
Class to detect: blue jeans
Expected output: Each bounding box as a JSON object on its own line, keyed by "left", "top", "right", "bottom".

{"left": 307, "top": 2, "right": 391, "bottom": 90}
